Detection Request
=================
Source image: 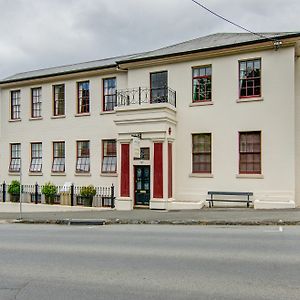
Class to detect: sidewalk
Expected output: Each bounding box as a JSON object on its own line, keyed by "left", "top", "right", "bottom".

{"left": 1, "top": 202, "right": 300, "bottom": 225}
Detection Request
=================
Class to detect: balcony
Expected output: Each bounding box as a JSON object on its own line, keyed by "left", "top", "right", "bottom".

{"left": 116, "top": 87, "right": 176, "bottom": 108}
{"left": 113, "top": 87, "right": 177, "bottom": 137}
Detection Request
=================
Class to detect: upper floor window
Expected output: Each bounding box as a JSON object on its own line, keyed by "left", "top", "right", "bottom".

{"left": 103, "top": 78, "right": 116, "bottom": 111}
{"left": 29, "top": 142, "right": 42, "bottom": 172}
{"left": 102, "top": 140, "right": 117, "bottom": 173}
{"left": 31, "top": 87, "right": 42, "bottom": 118}
{"left": 192, "top": 133, "right": 211, "bottom": 174}
{"left": 10, "top": 90, "right": 21, "bottom": 120}
{"left": 52, "top": 142, "right": 65, "bottom": 173}
{"left": 239, "top": 59, "right": 261, "bottom": 98}
{"left": 9, "top": 143, "right": 21, "bottom": 172}
{"left": 53, "top": 84, "right": 65, "bottom": 116}
{"left": 239, "top": 131, "right": 261, "bottom": 174}
{"left": 77, "top": 81, "right": 89, "bottom": 114}
{"left": 76, "top": 141, "right": 90, "bottom": 173}
{"left": 192, "top": 66, "right": 212, "bottom": 102}
{"left": 150, "top": 71, "right": 168, "bottom": 103}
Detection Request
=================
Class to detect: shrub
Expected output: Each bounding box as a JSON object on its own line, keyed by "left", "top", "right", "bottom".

{"left": 80, "top": 185, "right": 96, "bottom": 197}
{"left": 8, "top": 180, "right": 20, "bottom": 195}
{"left": 42, "top": 182, "right": 57, "bottom": 204}
{"left": 80, "top": 185, "right": 96, "bottom": 207}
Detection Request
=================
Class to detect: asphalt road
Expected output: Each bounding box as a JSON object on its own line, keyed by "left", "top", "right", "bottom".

{"left": 0, "top": 225, "right": 299, "bottom": 300}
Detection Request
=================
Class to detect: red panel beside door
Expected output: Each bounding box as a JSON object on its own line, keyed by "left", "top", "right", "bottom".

{"left": 153, "top": 143, "right": 163, "bottom": 198}
{"left": 120, "top": 144, "right": 130, "bottom": 197}
{"left": 168, "top": 143, "right": 172, "bottom": 198}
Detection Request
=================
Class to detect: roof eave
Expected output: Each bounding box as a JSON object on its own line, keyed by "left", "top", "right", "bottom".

{"left": 0, "top": 63, "right": 118, "bottom": 86}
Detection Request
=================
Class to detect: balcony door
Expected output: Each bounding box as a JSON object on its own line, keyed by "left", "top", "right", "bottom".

{"left": 150, "top": 71, "right": 168, "bottom": 103}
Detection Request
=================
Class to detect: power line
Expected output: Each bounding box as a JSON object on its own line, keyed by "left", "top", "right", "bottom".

{"left": 191, "top": 0, "right": 282, "bottom": 49}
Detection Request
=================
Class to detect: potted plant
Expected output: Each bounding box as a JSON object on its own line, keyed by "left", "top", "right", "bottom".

{"left": 8, "top": 180, "right": 20, "bottom": 202}
{"left": 42, "top": 182, "right": 58, "bottom": 204}
{"left": 80, "top": 185, "right": 96, "bottom": 207}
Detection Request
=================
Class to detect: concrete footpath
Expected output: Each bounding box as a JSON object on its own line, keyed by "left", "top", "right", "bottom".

{"left": 1, "top": 202, "right": 300, "bottom": 225}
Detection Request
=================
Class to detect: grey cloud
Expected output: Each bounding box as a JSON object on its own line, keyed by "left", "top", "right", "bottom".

{"left": 0, "top": 0, "right": 299, "bottom": 79}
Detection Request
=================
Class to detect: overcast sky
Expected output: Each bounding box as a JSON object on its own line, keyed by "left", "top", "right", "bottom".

{"left": 0, "top": 0, "right": 299, "bottom": 79}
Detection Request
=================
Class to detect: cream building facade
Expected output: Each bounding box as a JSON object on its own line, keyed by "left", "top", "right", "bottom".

{"left": 1, "top": 32, "right": 300, "bottom": 210}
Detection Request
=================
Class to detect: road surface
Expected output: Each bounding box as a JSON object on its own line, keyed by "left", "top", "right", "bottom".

{"left": 0, "top": 224, "right": 299, "bottom": 299}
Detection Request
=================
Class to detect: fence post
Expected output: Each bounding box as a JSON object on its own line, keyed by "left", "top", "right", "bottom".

{"left": 2, "top": 181, "right": 6, "bottom": 203}
{"left": 35, "top": 182, "right": 39, "bottom": 204}
{"left": 70, "top": 184, "right": 74, "bottom": 206}
{"left": 111, "top": 184, "right": 115, "bottom": 209}
{"left": 174, "top": 91, "right": 177, "bottom": 107}
{"left": 138, "top": 87, "right": 141, "bottom": 105}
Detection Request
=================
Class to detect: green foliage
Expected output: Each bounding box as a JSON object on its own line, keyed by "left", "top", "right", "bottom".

{"left": 8, "top": 180, "right": 20, "bottom": 195}
{"left": 80, "top": 185, "right": 96, "bottom": 197}
{"left": 42, "top": 182, "right": 57, "bottom": 199}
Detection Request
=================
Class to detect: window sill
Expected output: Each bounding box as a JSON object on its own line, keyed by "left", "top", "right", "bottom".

{"left": 51, "top": 172, "right": 66, "bottom": 176}
{"left": 9, "top": 119, "right": 21, "bottom": 123}
{"left": 51, "top": 115, "right": 66, "bottom": 119}
{"left": 100, "top": 172, "right": 118, "bottom": 177}
{"left": 189, "top": 101, "right": 214, "bottom": 107}
{"left": 189, "top": 173, "right": 214, "bottom": 178}
{"left": 236, "top": 97, "right": 263, "bottom": 103}
{"left": 29, "top": 117, "right": 43, "bottom": 121}
{"left": 29, "top": 172, "right": 43, "bottom": 176}
{"left": 236, "top": 174, "right": 264, "bottom": 179}
{"left": 74, "top": 113, "right": 90, "bottom": 117}
{"left": 74, "top": 172, "right": 91, "bottom": 176}
{"left": 100, "top": 110, "right": 116, "bottom": 115}
{"left": 8, "top": 172, "right": 20, "bottom": 176}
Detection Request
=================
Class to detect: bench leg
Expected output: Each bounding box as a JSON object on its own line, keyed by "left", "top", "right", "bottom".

{"left": 247, "top": 195, "right": 249, "bottom": 208}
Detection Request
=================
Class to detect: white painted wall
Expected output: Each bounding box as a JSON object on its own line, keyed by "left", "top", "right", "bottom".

{"left": 0, "top": 73, "right": 128, "bottom": 191}
{"left": 294, "top": 52, "right": 300, "bottom": 207}
{"left": 125, "top": 46, "right": 296, "bottom": 207}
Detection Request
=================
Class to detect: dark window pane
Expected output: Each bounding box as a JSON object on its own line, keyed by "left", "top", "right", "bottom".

{"left": 239, "top": 59, "right": 261, "bottom": 98}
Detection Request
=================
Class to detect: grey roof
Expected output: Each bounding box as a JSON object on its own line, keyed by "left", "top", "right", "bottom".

{"left": 1, "top": 53, "right": 138, "bottom": 83}
{"left": 1, "top": 32, "right": 300, "bottom": 84}
{"left": 118, "top": 32, "right": 300, "bottom": 63}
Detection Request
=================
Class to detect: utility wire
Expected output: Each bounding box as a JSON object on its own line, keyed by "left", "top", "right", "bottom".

{"left": 191, "top": 0, "right": 282, "bottom": 47}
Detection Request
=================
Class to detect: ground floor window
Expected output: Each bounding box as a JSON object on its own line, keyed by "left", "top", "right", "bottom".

{"left": 239, "top": 131, "right": 261, "bottom": 174}
{"left": 52, "top": 142, "right": 65, "bottom": 172}
{"left": 102, "top": 140, "right": 117, "bottom": 173}
{"left": 76, "top": 141, "right": 90, "bottom": 173}
{"left": 192, "top": 133, "right": 211, "bottom": 173}
{"left": 9, "top": 143, "right": 21, "bottom": 172}
{"left": 29, "top": 143, "right": 42, "bottom": 172}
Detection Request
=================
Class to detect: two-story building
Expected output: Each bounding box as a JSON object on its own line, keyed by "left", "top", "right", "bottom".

{"left": 1, "top": 32, "right": 300, "bottom": 210}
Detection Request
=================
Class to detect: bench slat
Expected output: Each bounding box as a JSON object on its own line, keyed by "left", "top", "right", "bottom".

{"left": 208, "top": 191, "right": 253, "bottom": 196}
{"left": 206, "top": 199, "right": 250, "bottom": 203}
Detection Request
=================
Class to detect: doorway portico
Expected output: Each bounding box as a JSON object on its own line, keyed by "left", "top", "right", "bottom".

{"left": 114, "top": 102, "right": 176, "bottom": 210}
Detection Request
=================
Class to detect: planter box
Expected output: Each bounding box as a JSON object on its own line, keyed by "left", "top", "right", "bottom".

{"left": 10, "top": 194, "right": 20, "bottom": 203}
{"left": 83, "top": 196, "right": 93, "bottom": 207}
{"left": 77, "top": 196, "right": 93, "bottom": 207}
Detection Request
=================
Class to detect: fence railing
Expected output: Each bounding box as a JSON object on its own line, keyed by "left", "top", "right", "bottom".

{"left": 116, "top": 86, "right": 176, "bottom": 107}
{"left": 0, "top": 182, "right": 115, "bottom": 208}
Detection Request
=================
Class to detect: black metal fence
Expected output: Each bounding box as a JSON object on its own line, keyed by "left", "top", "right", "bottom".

{"left": 116, "top": 87, "right": 176, "bottom": 107}
{"left": 0, "top": 182, "right": 115, "bottom": 208}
